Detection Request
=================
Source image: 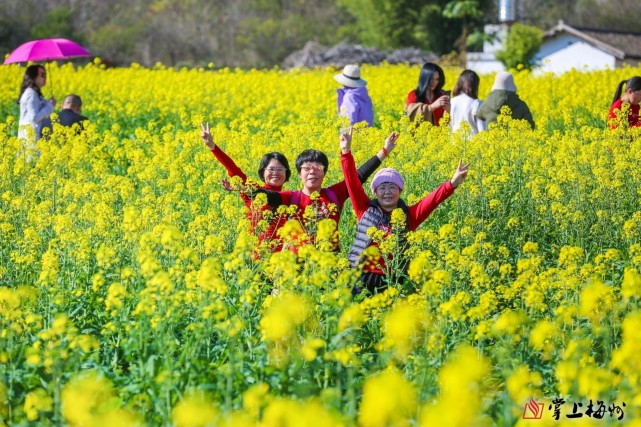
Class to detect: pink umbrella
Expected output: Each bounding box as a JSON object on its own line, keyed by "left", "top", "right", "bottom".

{"left": 3, "top": 38, "right": 91, "bottom": 64}
{"left": 4, "top": 38, "right": 91, "bottom": 98}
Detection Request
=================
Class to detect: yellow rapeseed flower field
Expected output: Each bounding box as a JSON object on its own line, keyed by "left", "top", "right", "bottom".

{"left": 1, "top": 61, "right": 641, "bottom": 425}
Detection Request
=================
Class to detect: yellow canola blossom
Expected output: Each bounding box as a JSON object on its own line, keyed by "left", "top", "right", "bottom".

{"left": 172, "top": 391, "right": 219, "bottom": 427}
{"left": 62, "top": 371, "right": 141, "bottom": 427}
{"left": 420, "top": 345, "right": 489, "bottom": 427}
{"left": 0, "top": 62, "right": 641, "bottom": 426}
{"left": 359, "top": 368, "right": 417, "bottom": 427}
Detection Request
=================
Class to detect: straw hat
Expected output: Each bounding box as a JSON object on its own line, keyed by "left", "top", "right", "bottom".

{"left": 334, "top": 64, "right": 367, "bottom": 87}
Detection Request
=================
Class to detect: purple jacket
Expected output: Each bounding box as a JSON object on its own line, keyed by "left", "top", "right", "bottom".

{"left": 337, "top": 86, "right": 374, "bottom": 127}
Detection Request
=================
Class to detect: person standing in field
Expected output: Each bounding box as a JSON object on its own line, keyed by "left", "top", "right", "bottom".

{"left": 406, "top": 62, "right": 450, "bottom": 125}
{"left": 608, "top": 76, "right": 641, "bottom": 129}
{"left": 200, "top": 122, "right": 292, "bottom": 253}
{"left": 334, "top": 64, "right": 374, "bottom": 127}
{"left": 58, "top": 94, "right": 88, "bottom": 129}
{"left": 18, "top": 64, "right": 56, "bottom": 143}
{"left": 340, "top": 127, "right": 469, "bottom": 297}
{"left": 450, "top": 69, "right": 486, "bottom": 136}
{"left": 476, "top": 71, "right": 534, "bottom": 128}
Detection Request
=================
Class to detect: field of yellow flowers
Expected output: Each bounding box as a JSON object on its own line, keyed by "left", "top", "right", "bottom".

{"left": 1, "top": 61, "right": 641, "bottom": 426}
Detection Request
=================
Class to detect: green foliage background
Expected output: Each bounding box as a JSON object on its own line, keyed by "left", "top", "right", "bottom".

{"left": 496, "top": 23, "right": 544, "bottom": 70}
{"left": 0, "top": 0, "right": 640, "bottom": 67}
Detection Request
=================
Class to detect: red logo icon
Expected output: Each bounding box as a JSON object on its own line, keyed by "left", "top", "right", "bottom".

{"left": 523, "top": 398, "right": 544, "bottom": 419}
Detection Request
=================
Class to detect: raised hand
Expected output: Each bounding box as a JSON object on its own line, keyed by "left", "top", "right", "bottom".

{"left": 200, "top": 122, "right": 216, "bottom": 149}
{"left": 450, "top": 159, "right": 470, "bottom": 188}
{"left": 340, "top": 126, "right": 353, "bottom": 154}
{"left": 221, "top": 178, "right": 232, "bottom": 191}
{"left": 383, "top": 132, "right": 400, "bottom": 155}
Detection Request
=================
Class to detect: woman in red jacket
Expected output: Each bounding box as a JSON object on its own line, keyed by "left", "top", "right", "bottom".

{"left": 200, "top": 122, "right": 290, "bottom": 253}
{"left": 340, "top": 127, "right": 469, "bottom": 297}
{"left": 608, "top": 76, "right": 641, "bottom": 129}
{"left": 406, "top": 62, "right": 450, "bottom": 125}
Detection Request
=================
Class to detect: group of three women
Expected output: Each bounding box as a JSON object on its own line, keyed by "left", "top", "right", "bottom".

{"left": 200, "top": 123, "right": 468, "bottom": 297}
{"left": 406, "top": 63, "right": 535, "bottom": 133}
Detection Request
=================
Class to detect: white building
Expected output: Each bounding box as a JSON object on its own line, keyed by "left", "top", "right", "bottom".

{"left": 466, "top": 21, "right": 641, "bottom": 75}
{"left": 536, "top": 21, "right": 641, "bottom": 74}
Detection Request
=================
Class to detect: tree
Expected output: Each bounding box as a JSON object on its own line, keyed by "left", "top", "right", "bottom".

{"left": 442, "top": 0, "right": 482, "bottom": 54}
{"left": 30, "top": 7, "right": 76, "bottom": 40}
{"left": 335, "top": 0, "right": 429, "bottom": 50}
{"left": 496, "top": 23, "right": 543, "bottom": 70}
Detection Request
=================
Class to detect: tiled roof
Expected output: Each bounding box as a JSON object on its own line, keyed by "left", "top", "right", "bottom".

{"left": 544, "top": 21, "right": 641, "bottom": 59}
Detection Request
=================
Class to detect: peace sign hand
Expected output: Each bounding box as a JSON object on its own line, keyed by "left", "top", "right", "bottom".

{"left": 200, "top": 122, "right": 216, "bottom": 149}
{"left": 450, "top": 159, "right": 470, "bottom": 188}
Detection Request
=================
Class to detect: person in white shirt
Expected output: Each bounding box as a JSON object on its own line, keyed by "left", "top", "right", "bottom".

{"left": 18, "top": 64, "right": 56, "bottom": 143}
{"left": 450, "top": 69, "right": 486, "bottom": 136}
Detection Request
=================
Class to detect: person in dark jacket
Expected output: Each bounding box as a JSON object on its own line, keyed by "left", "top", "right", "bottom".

{"left": 58, "top": 94, "right": 88, "bottom": 129}
{"left": 476, "top": 71, "right": 534, "bottom": 128}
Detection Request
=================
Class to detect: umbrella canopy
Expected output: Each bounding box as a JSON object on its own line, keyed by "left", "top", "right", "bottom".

{"left": 3, "top": 38, "right": 91, "bottom": 64}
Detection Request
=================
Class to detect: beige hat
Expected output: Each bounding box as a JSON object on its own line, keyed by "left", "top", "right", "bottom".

{"left": 334, "top": 64, "right": 367, "bottom": 87}
{"left": 491, "top": 71, "right": 517, "bottom": 92}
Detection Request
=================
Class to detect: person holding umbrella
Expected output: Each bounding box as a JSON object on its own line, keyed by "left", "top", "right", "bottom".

{"left": 18, "top": 64, "right": 56, "bottom": 143}
{"left": 5, "top": 38, "right": 91, "bottom": 144}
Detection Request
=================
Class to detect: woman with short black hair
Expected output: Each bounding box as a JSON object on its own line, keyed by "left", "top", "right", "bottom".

{"left": 200, "top": 122, "right": 291, "bottom": 253}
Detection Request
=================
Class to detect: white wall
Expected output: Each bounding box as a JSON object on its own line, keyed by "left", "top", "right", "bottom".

{"left": 466, "top": 52, "right": 506, "bottom": 74}
{"left": 467, "top": 28, "right": 619, "bottom": 76}
{"left": 535, "top": 35, "right": 616, "bottom": 74}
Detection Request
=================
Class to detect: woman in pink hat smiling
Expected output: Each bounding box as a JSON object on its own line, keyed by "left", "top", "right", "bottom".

{"left": 334, "top": 64, "right": 374, "bottom": 127}
{"left": 340, "top": 127, "right": 469, "bottom": 297}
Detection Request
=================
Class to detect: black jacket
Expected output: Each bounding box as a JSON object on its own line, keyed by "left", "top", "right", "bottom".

{"left": 58, "top": 109, "right": 87, "bottom": 128}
